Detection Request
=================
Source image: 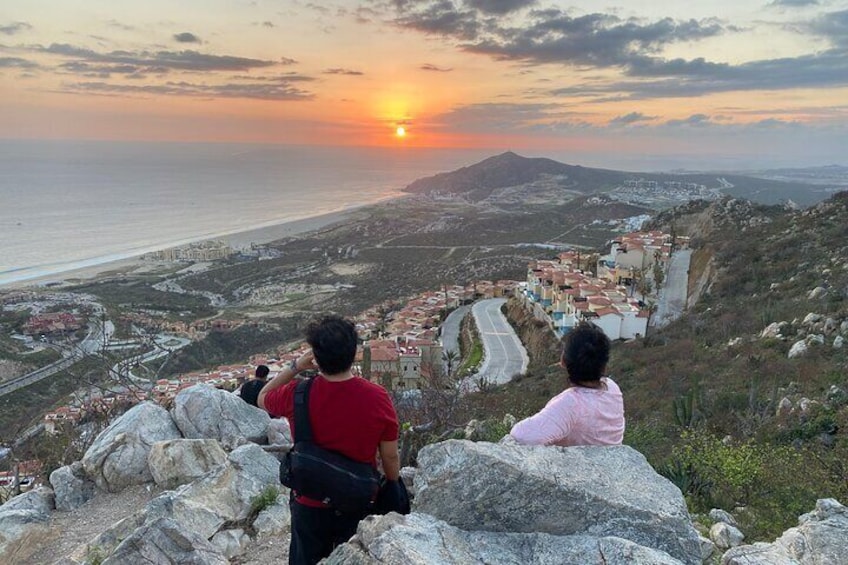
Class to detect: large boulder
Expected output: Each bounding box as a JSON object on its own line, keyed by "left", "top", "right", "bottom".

{"left": 710, "top": 522, "right": 744, "bottom": 550}
{"left": 87, "top": 443, "right": 283, "bottom": 559}
{"left": 171, "top": 384, "right": 270, "bottom": 449}
{"left": 147, "top": 439, "right": 227, "bottom": 489}
{"left": 722, "top": 498, "right": 848, "bottom": 564}
{"left": 82, "top": 401, "right": 182, "bottom": 492}
{"left": 102, "top": 517, "right": 227, "bottom": 565}
{"left": 50, "top": 461, "right": 97, "bottom": 511}
{"left": 414, "top": 440, "right": 701, "bottom": 565}
{"left": 325, "top": 512, "right": 686, "bottom": 565}
{"left": 267, "top": 418, "right": 292, "bottom": 447}
{"left": 0, "top": 487, "right": 55, "bottom": 558}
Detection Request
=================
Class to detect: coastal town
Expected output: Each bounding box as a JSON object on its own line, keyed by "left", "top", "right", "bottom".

{"left": 0, "top": 228, "right": 680, "bottom": 500}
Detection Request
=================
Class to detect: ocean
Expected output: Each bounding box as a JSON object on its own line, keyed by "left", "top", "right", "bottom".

{"left": 0, "top": 140, "right": 492, "bottom": 287}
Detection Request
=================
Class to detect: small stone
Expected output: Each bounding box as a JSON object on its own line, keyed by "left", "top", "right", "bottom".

{"left": 709, "top": 508, "right": 739, "bottom": 527}
{"left": 788, "top": 340, "right": 808, "bottom": 359}
{"left": 710, "top": 522, "right": 744, "bottom": 550}
{"left": 808, "top": 287, "right": 827, "bottom": 300}
{"left": 834, "top": 335, "right": 844, "bottom": 349}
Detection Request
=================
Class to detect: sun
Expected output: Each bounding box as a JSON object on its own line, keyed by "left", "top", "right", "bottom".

{"left": 395, "top": 126, "right": 406, "bottom": 138}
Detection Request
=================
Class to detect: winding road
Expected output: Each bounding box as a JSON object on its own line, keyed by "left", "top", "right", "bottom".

{"left": 654, "top": 249, "right": 692, "bottom": 328}
{"left": 461, "top": 298, "right": 529, "bottom": 392}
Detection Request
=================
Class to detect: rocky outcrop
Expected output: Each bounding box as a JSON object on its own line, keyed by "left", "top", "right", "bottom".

{"left": 88, "top": 443, "right": 282, "bottom": 558}
{"left": 101, "top": 517, "right": 227, "bottom": 565}
{"left": 171, "top": 384, "right": 270, "bottom": 449}
{"left": 0, "top": 486, "right": 54, "bottom": 557}
{"left": 325, "top": 512, "right": 686, "bottom": 565}
{"left": 722, "top": 498, "right": 848, "bottom": 564}
{"left": 147, "top": 438, "right": 227, "bottom": 489}
{"left": 267, "top": 418, "right": 292, "bottom": 447}
{"left": 50, "top": 462, "right": 96, "bottom": 511}
{"left": 413, "top": 440, "right": 701, "bottom": 565}
{"left": 81, "top": 401, "right": 182, "bottom": 492}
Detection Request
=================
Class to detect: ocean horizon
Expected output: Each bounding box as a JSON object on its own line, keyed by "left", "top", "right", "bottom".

{"left": 0, "top": 140, "right": 493, "bottom": 287}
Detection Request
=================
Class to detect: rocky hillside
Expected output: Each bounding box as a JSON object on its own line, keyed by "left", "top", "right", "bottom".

{"left": 403, "top": 152, "right": 827, "bottom": 205}
{"left": 481, "top": 191, "right": 848, "bottom": 542}
{"left": 2, "top": 381, "right": 846, "bottom": 564}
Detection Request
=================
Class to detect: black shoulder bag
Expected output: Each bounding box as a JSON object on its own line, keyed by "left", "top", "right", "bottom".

{"left": 279, "top": 377, "right": 381, "bottom": 514}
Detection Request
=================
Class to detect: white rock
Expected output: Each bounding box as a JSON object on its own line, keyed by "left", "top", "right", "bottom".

{"left": 723, "top": 499, "right": 848, "bottom": 564}
{"left": 788, "top": 340, "right": 808, "bottom": 359}
{"left": 102, "top": 517, "right": 227, "bottom": 565}
{"left": 267, "top": 418, "right": 292, "bottom": 447}
{"left": 210, "top": 528, "right": 250, "bottom": 559}
{"left": 709, "top": 508, "right": 739, "bottom": 528}
{"left": 326, "top": 512, "right": 687, "bottom": 565}
{"left": 760, "top": 322, "right": 786, "bottom": 340}
{"left": 147, "top": 438, "right": 227, "bottom": 489}
{"left": 414, "top": 440, "right": 701, "bottom": 564}
{"left": 171, "top": 384, "right": 270, "bottom": 449}
{"left": 82, "top": 402, "right": 181, "bottom": 492}
{"left": 841, "top": 320, "right": 848, "bottom": 335}
{"left": 0, "top": 487, "right": 55, "bottom": 557}
{"left": 802, "top": 313, "right": 822, "bottom": 326}
{"left": 50, "top": 461, "right": 96, "bottom": 511}
{"left": 806, "top": 334, "right": 825, "bottom": 346}
{"left": 807, "top": 287, "right": 827, "bottom": 300}
{"left": 710, "top": 522, "right": 744, "bottom": 550}
{"left": 834, "top": 335, "right": 844, "bottom": 349}
{"left": 89, "top": 443, "right": 282, "bottom": 560}
{"left": 727, "top": 337, "right": 744, "bottom": 347}
{"left": 776, "top": 397, "right": 793, "bottom": 417}
{"left": 254, "top": 495, "right": 292, "bottom": 537}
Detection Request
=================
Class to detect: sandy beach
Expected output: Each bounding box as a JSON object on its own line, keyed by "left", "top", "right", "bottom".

{"left": 1, "top": 205, "right": 372, "bottom": 291}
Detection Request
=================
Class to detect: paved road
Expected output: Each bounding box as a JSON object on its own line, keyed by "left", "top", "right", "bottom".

{"left": 0, "top": 319, "right": 114, "bottom": 397}
{"left": 462, "top": 298, "right": 528, "bottom": 392}
{"left": 654, "top": 249, "right": 692, "bottom": 328}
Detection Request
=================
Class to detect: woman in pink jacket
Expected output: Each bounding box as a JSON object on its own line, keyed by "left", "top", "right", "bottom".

{"left": 510, "top": 322, "right": 624, "bottom": 446}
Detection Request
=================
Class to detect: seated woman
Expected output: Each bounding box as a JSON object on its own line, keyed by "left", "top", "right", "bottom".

{"left": 510, "top": 322, "right": 624, "bottom": 446}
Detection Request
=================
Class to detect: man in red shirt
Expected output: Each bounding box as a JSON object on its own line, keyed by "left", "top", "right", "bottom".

{"left": 258, "top": 316, "right": 400, "bottom": 565}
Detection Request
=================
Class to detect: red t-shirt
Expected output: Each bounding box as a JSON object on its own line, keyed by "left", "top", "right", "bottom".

{"left": 264, "top": 375, "right": 399, "bottom": 507}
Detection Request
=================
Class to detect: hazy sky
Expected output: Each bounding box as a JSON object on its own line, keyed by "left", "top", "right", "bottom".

{"left": 1, "top": 0, "right": 847, "bottom": 167}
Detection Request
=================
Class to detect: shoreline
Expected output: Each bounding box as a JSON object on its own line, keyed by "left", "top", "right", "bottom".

{"left": 1, "top": 203, "right": 382, "bottom": 291}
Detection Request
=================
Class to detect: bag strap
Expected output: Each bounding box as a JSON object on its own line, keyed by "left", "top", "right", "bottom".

{"left": 293, "top": 377, "right": 315, "bottom": 443}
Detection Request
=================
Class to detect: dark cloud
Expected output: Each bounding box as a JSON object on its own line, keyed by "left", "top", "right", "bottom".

{"left": 464, "top": 0, "right": 535, "bottom": 15}
{"left": 323, "top": 68, "right": 364, "bottom": 75}
{"left": 463, "top": 12, "right": 726, "bottom": 67}
{"left": 280, "top": 57, "right": 298, "bottom": 65}
{"left": 609, "top": 112, "right": 655, "bottom": 125}
{"left": 37, "top": 43, "right": 277, "bottom": 72}
{"left": 173, "top": 32, "right": 201, "bottom": 43}
{"left": 262, "top": 21, "right": 275, "bottom": 28}
{"left": 809, "top": 9, "right": 848, "bottom": 47}
{"left": 62, "top": 78, "right": 314, "bottom": 101}
{"left": 0, "top": 56, "right": 38, "bottom": 69}
{"left": 0, "top": 22, "right": 32, "bottom": 35}
{"left": 420, "top": 63, "right": 453, "bottom": 71}
{"left": 395, "top": 1, "right": 482, "bottom": 40}
{"left": 106, "top": 20, "right": 135, "bottom": 31}
{"left": 551, "top": 47, "right": 848, "bottom": 99}
{"left": 665, "top": 114, "right": 713, "bottom": 127}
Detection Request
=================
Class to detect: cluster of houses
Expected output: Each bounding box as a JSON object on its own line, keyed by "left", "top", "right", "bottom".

{"left": 355, "top": 280, "right": 519, "bottom": 390}
{"left": 0, "top": 459, "right": 42, "bottom": 502}
{"left": 523, "top": 231, "right": 685, "bottom": 340}
{"left": 22, "top": 312, "right": 82, "bottom": 336}
{"left": 146, "top": 240, "right": 234, "bottom": 262}
{"left": 120, "top": 311, "right": 253, "bottom": 338}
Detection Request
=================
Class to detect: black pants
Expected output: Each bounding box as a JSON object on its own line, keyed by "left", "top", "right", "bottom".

{"left": 288, "top": 498, "right": 365, "bottom": 565}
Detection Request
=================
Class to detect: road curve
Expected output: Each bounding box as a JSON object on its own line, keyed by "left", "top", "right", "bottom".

{"left": 462, "top": 298, "right": 529, "bottom": 392}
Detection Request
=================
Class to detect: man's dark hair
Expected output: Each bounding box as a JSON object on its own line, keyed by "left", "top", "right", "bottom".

{"left": 305, "top": 315, "right": 358, "bottom": 375}
{"left": 255, "top": 365, "right": 270, "bottom": 380}
{"left": 561, "top": 322, "right": 610, "bottom": 383}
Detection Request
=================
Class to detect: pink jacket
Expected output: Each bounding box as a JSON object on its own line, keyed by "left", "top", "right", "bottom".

{"left": 510, "top": 377, "right": 624, "bottom": 446}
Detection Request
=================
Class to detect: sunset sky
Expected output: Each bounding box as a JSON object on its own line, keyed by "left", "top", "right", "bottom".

{"left": 1, "top": 0, "right": 847, "bottom": 166}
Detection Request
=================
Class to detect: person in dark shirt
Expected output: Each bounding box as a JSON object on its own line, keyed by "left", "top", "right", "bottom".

{"left": 238, "top": 364, "right": 270, "bottom": 407}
